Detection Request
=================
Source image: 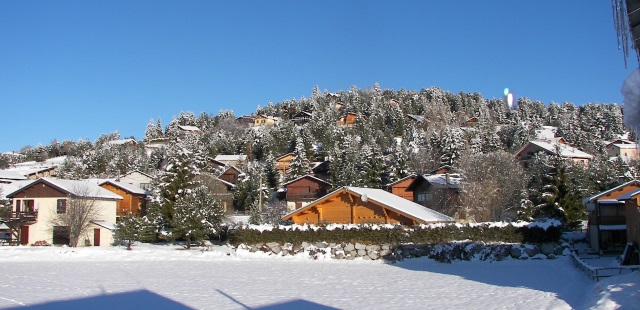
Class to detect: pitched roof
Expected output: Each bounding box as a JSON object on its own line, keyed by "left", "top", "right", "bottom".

{"left": 516, "top": 140, "right": 593, "bottom": 159}
{"left": 0, "top": 180, "right": 32, "bottom": 199}
{"left": 0, "top": 170, "right": 28, "bottom": 181}
{"left": 406, "top": 173, "right": 462, "bottom": 191}
{"left": 385, "top": 174, "right": 417, "bottom": 187}
{"left": 582, "top": 180, "right": 640, "bottom": 206}
{"left": 276, "top": 153, "right": 295, "bottom": 161}
{"left": 99, "top": 180, "right": 148, "bottom": 195}
{"left": 120, "top": 170, "right": 154, "bottom": 180}
{"left": 282, "top": 174, "right": 331, "bottom": 187}
{"left": 283, "top": 186, "right": 454, "bottom": 223}
{"left": 178, "top": 125, "right": 200, "bottom": 131}
{"left": 6, "top": 178, "right": 123, "bottom": 200}
{"left": 214, "top": 154, "right": 248, "bottom": 162}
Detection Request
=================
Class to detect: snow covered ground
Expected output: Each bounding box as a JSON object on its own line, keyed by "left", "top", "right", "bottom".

{"left": 0, "top": 244, "right": 635, "bottom": 309}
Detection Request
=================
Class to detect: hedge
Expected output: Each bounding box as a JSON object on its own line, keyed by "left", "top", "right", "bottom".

{"left": 227, "top": 224, "right": 562, "bottom": 246}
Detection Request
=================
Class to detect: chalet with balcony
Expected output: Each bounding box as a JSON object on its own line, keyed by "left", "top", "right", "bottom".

{"left": 292, "top": 111, "right": 313, "bottom": 125}
{"left": 5, "top": 178, "right": 121, "bottom": 246}
{"left": 276, "top": 153, "right": 295, "bottom": 175}
{"left": 282, "top": 186, "right": 454, "bottom": 225}
{"left": 582, "top": 180, "right": 640, "bottom": 252}
{"left": 283, "top": 175, "right": 331, "bottom": 211}
{"left": 99, "top": 180, "right": 148, "bottom": 217}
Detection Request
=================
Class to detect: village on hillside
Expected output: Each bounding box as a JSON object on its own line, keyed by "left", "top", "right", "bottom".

{"left": 0, "top": 87, "right": 639, "bottom": 271}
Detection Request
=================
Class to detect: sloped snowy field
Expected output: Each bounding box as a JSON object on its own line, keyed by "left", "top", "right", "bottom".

{"left": 0, "top": 244, "right": 634, "bottom": 309}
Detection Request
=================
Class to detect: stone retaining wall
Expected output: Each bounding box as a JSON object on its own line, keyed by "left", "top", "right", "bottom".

{"left": 236, "top": 241, "right": 571, "bottom": 263}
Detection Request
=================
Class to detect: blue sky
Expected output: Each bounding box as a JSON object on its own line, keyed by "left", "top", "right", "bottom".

{"left": 1, "top": 1, "right": 637, "bottom": 152}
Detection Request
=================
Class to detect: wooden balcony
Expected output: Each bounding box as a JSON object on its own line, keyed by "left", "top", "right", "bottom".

{"left": 10, "top": 211, "right": 38, "bottom": 222}
{"left": 286, "top": 193, "right": 323, "bottom": 201}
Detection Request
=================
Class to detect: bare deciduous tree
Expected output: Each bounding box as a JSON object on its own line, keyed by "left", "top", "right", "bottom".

{"left": 50, "top": 185, "right": 104, "bottom": 247}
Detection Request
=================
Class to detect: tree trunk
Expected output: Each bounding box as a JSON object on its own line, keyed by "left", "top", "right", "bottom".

{"left": 186, "top": 235, "right": 191, "bottom": 249}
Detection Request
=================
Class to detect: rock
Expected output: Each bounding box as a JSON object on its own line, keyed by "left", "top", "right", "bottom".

{"left": 539, "top": 243, "right": 555, "bottom": 255}
{"left": 335, "top": 252, "right": 345, "bottom": 259}
{"left": 381, "top": 244, "right": 390, "bottom": 250}
{"left": 357, "top": 249, "right": 366, "bottom": 256}
{"left": 365, "top": 245, "right": 380, "bottom": 251}
{"left": 314, "top": 242, "right": 327, "bottom": 248}
{"left": 399, "top": 244, "right": 415, "bottom": 251}
{"left": 546, "top": 254, "right": 557, "bottom": 260}
{"left": 554, "top": 246, "right": 565, "bottom": 256}
{"left": 363, "top": 255, "right": 371, "bottom": 260}
{"left": 367, "top": 251, "right": 380, "bottom": 260}
{"left": 524, "top": 246, "right": 539, "bottom": 257}
{"left": 510, "top": 247, "right": 522, "bottom": 258}
{"left": 345, "top": 254, "right": 356, "bottom": 260}
{"left": 301, "top": 242, "right": 311, "bottom": 249}
{"left": 344, "top": 243, "right": 355, "bottom": 252}
{"left": 328, "top": 243, "right": 337, "bottom": 248}
{"left": 271, "top": 245, "right": 282, "bottom": 255}
{"left": 379, "top": 249, "right": 390, "bottom": 257}
{"left": 355, "top": 243, "right": 366, "bottom": 250}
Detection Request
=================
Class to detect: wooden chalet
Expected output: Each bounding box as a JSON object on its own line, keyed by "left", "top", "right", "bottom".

{"left": 235, "top": 115, "right": 256, "bottom": 128}
{"left": 619, "top": 187, "right": 640, "bottom": 264}
{"left": 461, "top": 117, "right": 479, "bottom": 127}
{"left": 282, "top": 186, "right": 454, "bottom": 225}
{"left": 406, "top": 173, "right": 462, "bottom": 214}
{"left": 583, "top": 180, "right": 640, "bottom": 252}
{"left": 283, "top": 175, "right": 331, "bottom": 211}
{"left": 385, "top": 174, "right": 417, "bottom": 202}
{"left": 5, "top": 178, "right": 121, "bottom": 246}
{"left": 99, "top": 180, "right": 148, "bottom": 217}
{"left": 292, "top": 111, "right": 313, "bottom": 125}
{"left": 218, "top": 165, "right": 242, "bottom": 185}
{"left": 276, "top": 153, "right": 295, "bottom": 175}
{"left": 336, "top": 112, "right": 358, "bottom": 128}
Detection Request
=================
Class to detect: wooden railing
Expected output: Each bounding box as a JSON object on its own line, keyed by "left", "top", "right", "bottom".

{"left": 286, "top": 194, "right": 322, "bottom": 201}
{"left": 570, "top": 251, "right": 640, "bottom": 282}
{"left": 11, "top": 211, "right": 38, "bottom": 221}
{"left": 595, "top": 216, "right": 626, "bottom": 226}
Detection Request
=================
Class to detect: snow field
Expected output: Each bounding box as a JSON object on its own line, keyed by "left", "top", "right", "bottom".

{"left": 0, "top": 244, "right": 601, "bottom": 309}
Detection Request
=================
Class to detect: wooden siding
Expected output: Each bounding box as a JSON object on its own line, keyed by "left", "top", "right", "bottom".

{"left": 389, "top": 177, "right": 415, "bottom": 202}
{"left": 286, "top": 190, "right": 416, "bottom": 225}
{"left": 276, "top": 154, "right": 295, "bottom": 172}
{"left": 625, "top": 199, "right": 640, "bottom": 249}
{"left": 10, "top": 182, "right": 66, "bottom": 199}
{"left": 219, "top": 167, "right": 241, "bottom": 184}
{"left": 285, "top": 177, "right": 330, "bottom": 201}
{"left": 100, "top": 183, "right": 144, "bottom": 216}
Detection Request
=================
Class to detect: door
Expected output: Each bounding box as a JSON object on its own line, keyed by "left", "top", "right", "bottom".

{"left": 20, "top": 226, "right": 29, "bottom": 245}
{"left": 93, "top": 228, "right": 100, "bottom": 246}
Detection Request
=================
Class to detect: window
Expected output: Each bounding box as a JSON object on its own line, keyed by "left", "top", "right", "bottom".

{"left": 416, "top": 193, "right": 433, "bottom": 203}
{"left": 57, "top": 199, "right": 67, "bottom": 214}
{"left": 23, "top": 200, "right": 35, "bottom": 213}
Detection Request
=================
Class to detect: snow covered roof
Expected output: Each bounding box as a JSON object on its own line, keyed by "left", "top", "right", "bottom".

{"left": 425, "top": 174, "right": 462, "bottom": 189}
{"left": 406, "top": 114, "right": 425, "bottom": 122}
{"left": 617, "top": 188, "right": 640, "bottom": 201}
{"left": 6, "top": 178, "right": 123, "bottom": 200}
{"left": 214, "top": 154, "right": 247, "bottom": 162}
{"left": 106, "top": 138, "right": 137, "bottom": 146}
{"left": 609, "top": 143, "right": 638, "bottom": 149}
{"left": 275, "top": 153, "right": 295, "bottom": 160}
{"left": 0, "top": 180, "right": 32, "bottom": 199}
{"left": 0, "top": 170, "right": 28, "bottom": 180}
{"left": 178, "top": 125, "right": 200, "bottom": 132}
{"left": 283, "top": 186, "right": 454, "bottom": 224}
{"left": 99, "top": 180, "right": 148, "bottom": 195}
{"left": 343, "top": 187, "right": 454, "bottom": 223}
{"left": 582, "top": 180, "right": 640, "bottom": 206}
{"left": 282, "top": 175, "right": 331, "bottom": 187}
{"left": 92, "top": 221, "right": 116, "bottom": 230}
{"left": 519, "top": 141, "right": 593, "bottom": 159}
{"left": 385, "top": 174, "right": 417, "bottom": 187}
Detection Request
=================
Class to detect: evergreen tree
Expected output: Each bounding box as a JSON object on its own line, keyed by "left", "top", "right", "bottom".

{"left": 172, "top": 186, "right": 225, "bottom": 249}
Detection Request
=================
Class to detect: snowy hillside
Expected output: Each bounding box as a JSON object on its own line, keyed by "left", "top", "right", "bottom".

{"left": 0, "top": 244, "right": 635, "bottom": 309}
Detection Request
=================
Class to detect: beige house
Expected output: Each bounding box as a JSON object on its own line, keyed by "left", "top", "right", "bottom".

{"left": 5, "top": 178, "right": 121, "bottom": 247}
{"left": 606, "top": 142, "right": 639, "bottom": 161}
{"left": 118, "top": 170, "right": 154, "bottom": 191}
{"left": 254, "top": 115, "right": 280, "bottom": 127}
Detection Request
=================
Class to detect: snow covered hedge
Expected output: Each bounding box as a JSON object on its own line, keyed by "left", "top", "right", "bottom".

{"left": 227, "top": 223, "right": 561, "bottom": 246}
